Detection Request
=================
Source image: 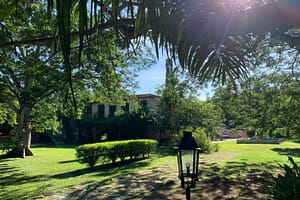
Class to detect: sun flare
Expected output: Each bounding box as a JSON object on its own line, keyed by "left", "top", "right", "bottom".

{"left": 223, "top": 0, "right": 256, "bottom": 10}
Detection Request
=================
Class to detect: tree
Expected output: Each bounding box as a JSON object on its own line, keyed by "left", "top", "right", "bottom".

{"left": 0, "top": 1, "right": 155, "bottom": 158}
{"left": 156, "top": 65, "right": 195, "bottom": 135}
{"left": 0, "top": 45, "right": 64, "bottom": 157}
{"left": 156, "top": 63, "right": 223, "bottom": 140}
{"left": 212, "top": 59, "right": 300, "bottom": 138}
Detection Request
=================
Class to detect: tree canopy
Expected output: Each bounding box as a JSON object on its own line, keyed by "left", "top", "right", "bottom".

{"left": 212, "top": 42, "right": 300, "bottom": 138}
{"left": 0, "top": 0, "right": 155, "bottom": 158}
{"left": 1, "top": 0, "right": 300, "bottom": 84}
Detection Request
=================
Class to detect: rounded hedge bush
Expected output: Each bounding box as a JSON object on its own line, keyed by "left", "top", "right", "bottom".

{"left": 76, "top": 139, "right": 158, "bottom": 168}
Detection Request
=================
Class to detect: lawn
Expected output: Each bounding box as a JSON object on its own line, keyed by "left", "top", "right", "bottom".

{"left": 1, "top": 140, "right": 300, "bottom": 199}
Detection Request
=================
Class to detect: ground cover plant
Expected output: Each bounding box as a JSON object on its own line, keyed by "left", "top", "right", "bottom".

{"left": 272, "top": 156, "right": 300, "bottom": 200}
{"left": 0, "top": 140, "right": 300, "bottom": 199}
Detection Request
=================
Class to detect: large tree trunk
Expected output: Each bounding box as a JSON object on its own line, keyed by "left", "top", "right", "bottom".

{"left": 5, "top": 107, "right": 33, "bottom": 158}
{"left": 24, "top": 120, "right": 33, "bottom": 156}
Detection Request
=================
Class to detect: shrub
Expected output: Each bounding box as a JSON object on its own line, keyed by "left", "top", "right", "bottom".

{"left": 193, "top": 128, "right": 218, "bottom": 153}
{"left": 272, "top": 156, "right": 300, "bottom": 200}
{"left": 0, "top": 137, "right": 16, "bottom": 153}
{"left": 76, "top": 143, "right": 103, "bottom": 168}
{"left": 76, "top": 139, "right": 158, "bottom": 168}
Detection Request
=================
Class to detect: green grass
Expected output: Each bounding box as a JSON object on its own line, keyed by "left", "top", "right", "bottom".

{"left": 0, "top": 145, "right": 175, "bottom": 200}
{"left": 216, "top": 140, "right": 300, "bottom": 164}
{"left": 1, "top": 140, "right": 300, "bottom": 199}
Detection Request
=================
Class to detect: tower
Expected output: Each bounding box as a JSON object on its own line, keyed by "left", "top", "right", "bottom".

{"left": 165, "top": 58, "right": 173, "bottom": 84}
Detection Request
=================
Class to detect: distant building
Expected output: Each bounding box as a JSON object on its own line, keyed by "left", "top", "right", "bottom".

{"left": 87, "top": 103, "right": 130, "bottom": 118}
{"left": 220, "top": 127, "right": 245, "bottom": 139}
{"left": 87, "top": 94, "right": 161, "bottom": 118}
{"left": 135, "top": 94, "right": 161, "bottom": 114}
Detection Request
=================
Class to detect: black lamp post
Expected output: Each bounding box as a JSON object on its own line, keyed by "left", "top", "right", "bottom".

{"left": 175, "top": 131, "right": 201, "bottom": 200}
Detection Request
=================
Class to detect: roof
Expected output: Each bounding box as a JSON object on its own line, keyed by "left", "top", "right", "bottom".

{"left": 136, "top": 94, "right": 161, "bottom": 99}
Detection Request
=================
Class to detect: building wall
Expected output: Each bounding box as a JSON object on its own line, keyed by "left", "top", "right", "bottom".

{"left": 91, "top": 103, "right": 98, "bottom": 118}
{"left": 88, "top": 94, "right": 161, "bottom": 118}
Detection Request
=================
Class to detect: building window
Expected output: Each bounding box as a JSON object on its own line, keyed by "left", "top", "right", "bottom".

{"left": 109, "top": 105, "right": 116, "bottom": 117}
{"left": 140, "top": 100, "right": 148, "bottom": 109}
{"left": 98, "top": 104, "right": 105, "bottom": 118}
{"left": 122, "top": 102, "right": 130, "bottom": 112}
{"left": 87, "top": 104, "right": 92, "bottom": 117}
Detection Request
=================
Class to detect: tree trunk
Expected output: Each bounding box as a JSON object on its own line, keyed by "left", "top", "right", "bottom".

{"left": 5, "top": 107, "right": 33, "bottom": 158}
{"left": 24, "top": 120, "right": 33, "bottom": 156}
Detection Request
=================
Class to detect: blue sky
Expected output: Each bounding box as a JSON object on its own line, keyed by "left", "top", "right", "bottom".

{"left": 134, "top": 56, "right": 166, "bottom": 95}
{"left": 134, "top": 54, "right": 214, "bottom": 101}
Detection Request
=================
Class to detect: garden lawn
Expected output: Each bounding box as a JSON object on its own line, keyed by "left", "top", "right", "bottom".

{"left": 0, "top": 145, "right": 175, "bottom": 200}
{"left": 215, "top": 140, "right": 300, "bottom": 164}
{"left": 0, "top": 140, "right": 300, "bottom": 199}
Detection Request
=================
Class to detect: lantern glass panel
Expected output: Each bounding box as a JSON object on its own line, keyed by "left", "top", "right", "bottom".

{"left": 181, "top": 149, "right": 194, "bottom": 176}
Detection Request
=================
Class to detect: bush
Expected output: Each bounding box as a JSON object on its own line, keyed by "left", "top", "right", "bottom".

{"left": 76, "top": 139, "right": 158, "bottom": 168}
{"left": 76, "top": 143, "right": 103, "bottom": 168}
{"left": 272, "top": 156, "right": 300, "bottom": 200}
{"left": 193, "top": 128, "right": 218, "bottom": 153}
{"left": 168, "top": 129, "right": 218, "bottom": 153}
{"left": 0, "top": 137, "right": 16, "bottom": 153}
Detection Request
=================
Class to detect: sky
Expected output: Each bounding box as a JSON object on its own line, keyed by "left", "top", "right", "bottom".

{"left": 133, "top": 53, "right": 214, "bottom": 101}
{"left": 134, "top": 56, "right": 166, "bottom": 95}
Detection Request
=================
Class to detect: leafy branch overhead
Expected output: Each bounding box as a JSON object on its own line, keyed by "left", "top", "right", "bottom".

{"left": 1, "top": 0, "right": 300, "bottom": 83}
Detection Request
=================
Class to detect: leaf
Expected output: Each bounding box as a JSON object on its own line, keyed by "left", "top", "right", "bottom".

{"left": 78, "top": 0, "right": 88, "bottom": 64}
{"left": 0, "top": 0, "right": 20, "bottom": 21}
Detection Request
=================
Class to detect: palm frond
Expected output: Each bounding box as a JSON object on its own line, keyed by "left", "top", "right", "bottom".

{"left": 0, "top": 0, "right": 20, "bottom": 21}
{"left": 139, "top": 0, "right": 300, "bottom": 84}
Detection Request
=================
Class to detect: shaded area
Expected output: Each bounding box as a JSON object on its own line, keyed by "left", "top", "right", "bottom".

{"left": 193, "top": 161, "right": 277, "bottom": 200}
{"left": 64, "top": 166, "right": 180, "bottom": 200}
{"left": 0, "top": 161, "right": 48, "bottom": 200}
{"left": 38, "top": 160, "right": 278, "bottom": 200}
{"left": 52, "top": 159, "right": 149, "bottom": 179}
{"left": 58, "top": 159, "right": 79, "bottom": 164}
{"left": 271, "top": 148, "right": 300, "bottom": 158}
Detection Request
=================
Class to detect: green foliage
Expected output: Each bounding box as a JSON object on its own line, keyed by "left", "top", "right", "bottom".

{"left": 156, "top": 66, "right": 223, "bottom": 139}
{"left": 75, "top": 143, "right": 103, "bottom": 168}
{"left": 213, "top": 72, "right": 300, "bottom": 138}
{"left": 193, "top": 128, "right": 219, "bottom": 153}
{"left": 272, "top": 157, "right": 300, "bottom": 200}
{"left": 0, "top": 138, "right": 16, "bottom": 153}
{"left": 212, "top": 43, "right": 300, "bottom": 139}
{"left": 76, "top": 139, "right": 158, "bottom": 168}
{"left": 169, "top": 129, "right": 218, "bottom": 153}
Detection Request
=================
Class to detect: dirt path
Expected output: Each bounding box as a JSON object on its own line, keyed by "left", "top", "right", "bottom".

{"left": 35, "top": 160, "right": 276, "bottom": 200}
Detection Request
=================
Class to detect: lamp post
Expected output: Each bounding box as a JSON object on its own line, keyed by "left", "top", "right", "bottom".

{"left": 175, "top": 131, "right": 201, "bottom": 200}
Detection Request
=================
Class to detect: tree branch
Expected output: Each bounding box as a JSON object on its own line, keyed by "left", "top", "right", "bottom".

{"left": 0, "top": 19, "right": 136, "bottom": 49}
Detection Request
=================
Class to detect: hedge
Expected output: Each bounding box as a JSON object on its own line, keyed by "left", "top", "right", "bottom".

{"left": 76, "top": 139, "right": 158, "bottom": 168}
{"left": 236, "top": 138, "right": 285, "bottom": 144}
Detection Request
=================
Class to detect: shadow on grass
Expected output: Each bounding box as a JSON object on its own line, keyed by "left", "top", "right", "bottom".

{"left": 271, "top": 148, "right": 300, "bottom": 158}
{"left": 58, "top": 160, "right": 279, "bottom": 200}
{"left": 65, "top": 165, "right": 180, "bottom": 200}
{"left": 0, "top": 161, "right": 48, "bottom": 200}
{"left": 156, "top": 146, "right": 176, "bottom": 157}
{"left": 52, "top": 159, "right": 150, "bottom": 179}
{"left": 58, "top": 159, "right": 79, "bottom": 164}
{"left": 191, "top": 161, "right": 277, "bottom": 200}
{"left": 54, "top": 146, "right": 174, "bottom": 179}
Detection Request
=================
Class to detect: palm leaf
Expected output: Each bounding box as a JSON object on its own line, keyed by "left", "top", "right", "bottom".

{"left": 78, "top": 0, "right": 87, "bottom": 63}
{"left": 0, "top": 0, "right": 20, "bottom": 21}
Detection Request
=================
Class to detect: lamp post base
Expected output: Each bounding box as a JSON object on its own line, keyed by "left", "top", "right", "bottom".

{"left": 185, "top": 187, "right": 191, "bottom": 200}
